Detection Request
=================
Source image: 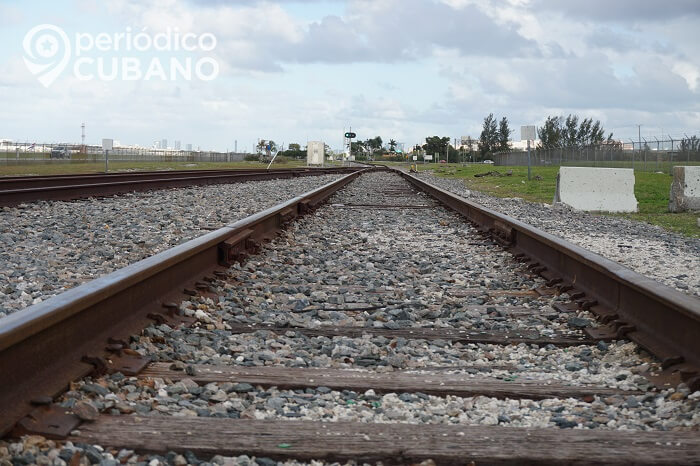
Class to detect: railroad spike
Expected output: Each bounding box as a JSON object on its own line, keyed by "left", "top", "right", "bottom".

{"left": 546, "top": 278, "right": 563, "bottom": 287}
{"left": 661, "top": 356, "right": 685, "bottom": 370}
{"left": 81, "top": 355, "right": 109, "bottom": 375}
{"left": 30, "top": 396, "right": 53, "bottom": 406}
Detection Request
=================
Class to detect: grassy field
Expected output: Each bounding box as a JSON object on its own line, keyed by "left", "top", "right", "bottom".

{"left": 0, "top": 159, "right": 312, "bottom": 176}
{"left": 414, "top": 163, "right": 699, "bottom": 238}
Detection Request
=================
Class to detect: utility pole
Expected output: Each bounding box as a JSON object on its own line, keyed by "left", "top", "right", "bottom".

{"left": 527, "top": 139, "right": 531, "bottom": 181}
{"left": 637, "top": 124, "right": 642, "bottom": 154}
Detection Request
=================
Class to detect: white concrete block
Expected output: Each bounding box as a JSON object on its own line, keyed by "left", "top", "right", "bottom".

{"left": 554, "top": 167, "right": 638, "bottom": 213}
{"left": 669, "top": 166, "right": 700, "bottom": 212}
{"left": 307, "top": 141, "right": 325, "bottom": 166}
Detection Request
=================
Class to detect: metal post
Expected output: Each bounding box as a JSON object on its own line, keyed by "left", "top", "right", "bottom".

{"left": 629, "top": 139, "right": 635, "bottom": 170}
{"left": 527, "top": 139, "right": 531, "bottom": 180}
{"left": 105, "top": 150, "right": 109, "bottom": 172}
{"left": 638, "top": 124, "right": 642, "bottom": 158}
{"left": 654, "top": 137, "right": 660, "bottom": 171}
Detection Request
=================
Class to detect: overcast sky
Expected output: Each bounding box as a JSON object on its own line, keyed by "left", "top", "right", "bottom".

{"left": 1, "top": 0, "right": 698, "bottom": 151}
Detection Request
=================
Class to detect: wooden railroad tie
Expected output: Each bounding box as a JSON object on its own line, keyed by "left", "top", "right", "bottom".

{"left": 70, "top": 417, "right": 700, "bottom": 465}
{"left": 141, "top": 363, "right": 638, "bottom": 401}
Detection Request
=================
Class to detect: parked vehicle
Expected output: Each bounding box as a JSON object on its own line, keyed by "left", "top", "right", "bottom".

{"left": 50, "top": 147, "right": 70, "bottom": 159}
{"left": 483, "top": 159, "right": 494, "bottom": 164}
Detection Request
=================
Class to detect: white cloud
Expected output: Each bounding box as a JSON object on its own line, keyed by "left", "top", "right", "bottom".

{"left": 672, "top": 62, "right": 700, "bottom": 92}
{"left": 1, "top": 0, "right": 699, "bottom": 148}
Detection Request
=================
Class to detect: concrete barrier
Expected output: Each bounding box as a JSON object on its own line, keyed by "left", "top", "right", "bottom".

{"left": 669, "top": 166, "right": 700, "bottom": 212}
{"left": 554, "top": 167, "right": 638, "bottom": 212}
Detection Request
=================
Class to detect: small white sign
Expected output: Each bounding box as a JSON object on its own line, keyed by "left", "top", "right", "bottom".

{"left": 425, "top": 155, "right": 433, "bottom": 161}
{"left": 412, "top": 155, "right": 418, "bottom": 161}
{"left": 102, "top": 138, "right": 113, "bottom": 151}
{"left": 521, "top": 126, "right": 536, "bottom": 141}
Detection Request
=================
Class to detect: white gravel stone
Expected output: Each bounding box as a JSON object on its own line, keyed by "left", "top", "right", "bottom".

{"left": 0, "top": 175, "right": 342, "bottom": 317}
{"left": 413, "top": 170, "right": 700, "bottom": 297}
{"left": 5, "top": 171, "right": 697, "bottom": 466}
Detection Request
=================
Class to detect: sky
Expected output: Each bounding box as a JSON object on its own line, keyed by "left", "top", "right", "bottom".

{"left": 0, "top": 0, "right": 699, "bottom": 152}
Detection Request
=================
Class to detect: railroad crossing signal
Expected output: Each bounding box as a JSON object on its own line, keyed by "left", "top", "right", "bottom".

{"left": 345, "top": 132, "right": 356, "bottom": 139}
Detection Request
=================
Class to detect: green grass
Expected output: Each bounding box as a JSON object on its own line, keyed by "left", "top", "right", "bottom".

{"left": 0, "top": 160, "right": 308, "bottom": 176}
{"left": 419, "top": 163, "right": 699, "bottom": 238}
{"left": 0, "top": 152, "right": 51, "bottom": 159}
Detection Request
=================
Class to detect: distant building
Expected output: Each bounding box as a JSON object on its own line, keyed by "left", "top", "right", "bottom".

{"left": 174, "top": 140, "right": 181, "bottom": 150}
{"left": 161, "top": 139, "right": 167, "bottom": 150}
{"left": 186, "top": 144, "right": 193, "bottom": 151}
{"left": 510, "top": 140, "right": 539, "bottom": 151}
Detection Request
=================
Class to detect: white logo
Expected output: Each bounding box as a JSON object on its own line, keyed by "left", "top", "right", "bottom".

{"left": 22, "top": 24, "right": 219, "bottom": 88}
{"left": 23, "top": 24, "right": 72, "bottom": 88}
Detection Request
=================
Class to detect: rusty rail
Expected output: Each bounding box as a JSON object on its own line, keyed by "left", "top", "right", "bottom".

{"left": 399, "top": 170, "right": 700, "bottom": 388}
{"left": 0, "top": 167, "right": 360, "bottom": 206}
{"left": 0, "top": 169, "right": 365, "bottom": 436}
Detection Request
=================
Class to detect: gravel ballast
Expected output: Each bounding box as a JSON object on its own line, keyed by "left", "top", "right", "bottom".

{"left": 0, "top": 175, "right": 343, "bottom": 317}
{"left": 2, "top": 171, "right": 698, "bottom": 465}
{"left": 414, "top": 170, "right": 700, "bottom": 297}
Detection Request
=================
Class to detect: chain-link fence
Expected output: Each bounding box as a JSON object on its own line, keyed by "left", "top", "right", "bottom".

{"left": 491, "top": 139, "right": 700, "bottom": 173}
{"left": 0, "top": 142, "right": 249, "bottom": 165}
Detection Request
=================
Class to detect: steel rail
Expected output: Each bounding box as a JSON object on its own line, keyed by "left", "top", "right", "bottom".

{"left": 0, "top": 167, "right": 360, "bottom": 206}
{"left": 0, "top": 168, "right": 356, "bottom": 189}
{"left": 398, "top": 170, "right": 700, "bottom": 386}
{"left": 0, "top": 169, "right": 365, "bottom": 436}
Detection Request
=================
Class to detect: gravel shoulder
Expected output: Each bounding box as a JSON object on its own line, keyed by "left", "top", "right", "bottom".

{"left": 0, "top": 175, "right": 343, "bottom": 317}
{"left": 414, "top": 170, "right": 700, "bottom": 297}
{"left": 1, "top": 171, "right": 698, "bottom": 466}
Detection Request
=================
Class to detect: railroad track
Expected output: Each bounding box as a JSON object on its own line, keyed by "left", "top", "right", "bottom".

{"left": 1, "top": 167, "right": 699, "bottom": 464}
{"left": 0, "top": 167, "right": 359, "bottom": 206}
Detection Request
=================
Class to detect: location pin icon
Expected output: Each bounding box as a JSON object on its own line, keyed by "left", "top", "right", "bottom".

{"left": 23, "top": 24, "right": 72, "bottom": 88}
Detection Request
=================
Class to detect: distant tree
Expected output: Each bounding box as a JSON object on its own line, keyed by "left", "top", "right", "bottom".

{"left": 255, "top": 140, "right": 277, "bottom": 156}
{"left": 680, "top": 135, "right": 700, "bottom": 153}
{"left": 279, "top": 142, "right": 306, "bottom": 159}
{"left": 463, "top": 136, "right": 476, "bottom": 161}
{"left": 478, "top": 113, "right": 498, "bottom": 156}
{"left": 364, "top": 136, "right": 381, "bottom": 150}
{"left": 350, "top": 140, "right": 366, "bottom": 155}
{"left": 497, "top": 117, "right": 512, "bottom": 152}
{"left": 422, "top": 136, "right": 450, "bottom": 159}
{"left": 576, "top": 118, "right": 592, "bottom": 147}
{"left": 537, "top": 116, "right": 562, "bottom": 149}
{"left": 539, "top": 114, "right": 611, "bottom": 149}
{"left": 389, "top": 139, "right": 398, "bottom": 152}
{"left": 561, "top": 115, "right": 577, "bottom": 147}
{"left": 592, "top": 121, "right": 607, "bottom": 145}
